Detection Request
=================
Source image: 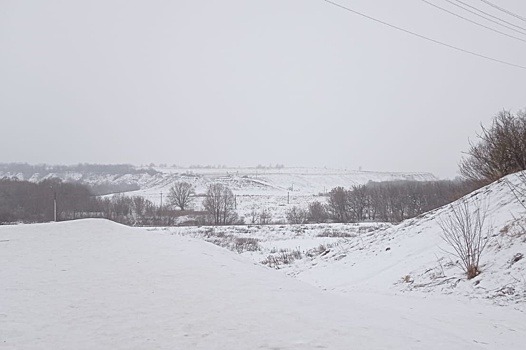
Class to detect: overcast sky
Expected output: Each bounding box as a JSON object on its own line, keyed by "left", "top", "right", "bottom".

{"left": 1, "top": 0, "right": 525, "bottom": 178}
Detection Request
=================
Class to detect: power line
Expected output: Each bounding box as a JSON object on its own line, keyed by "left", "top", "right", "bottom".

{"left": 478, "top": 0, "right": 526, "bottom": 23}
{"left": 421, "top": 0, "right": 526, "bottom": 43}
{"left": 446, "top": 0, "right": 526, "bottom": 35}
{"left": 321, "top": 0, "right": 526, "bottom": 70}
{"left": 454, "top": 0, "right": 526, "bottom": 31}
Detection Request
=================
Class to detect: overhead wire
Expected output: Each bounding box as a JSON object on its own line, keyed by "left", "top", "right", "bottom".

{"left": 445, "top": 0, "right": 526, "bottom": 35}
{"left": 478, "top": 0, "right": 526, "bottom": 23}
{"left": 420, "top": 0, "right": 526, "bottom": 43}
{"left": 453, "top": 0, "right": 526, "bottom": 32}
{"left": 321, "top": 0, "right": 526, "bottom": 70}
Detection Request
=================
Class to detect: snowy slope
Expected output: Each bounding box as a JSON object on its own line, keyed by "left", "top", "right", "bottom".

{"left": 161, "top": 172, "right": 526, "bottom": 305}
{"left": 2, "top": 219, "right": 525, "bottom": 349}
{"left": 129, "top": 166, "right": 438, "bottom": 197}
{"left": 0, "top": 165, "right": 437, "bottom": 197}
{"left": 289, "top": 172, "right": 526, "bottom": 304}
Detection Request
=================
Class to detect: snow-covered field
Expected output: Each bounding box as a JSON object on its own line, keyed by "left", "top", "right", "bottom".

{"left": 125, "top": 167, "right": 438, "bottom": 222}
{"left": 0, "top": 165, "right": 437, "bottom": 222}
{"left": 2, "top": 219, "right": 526, "bottom": 349}
{"left": 3, "top": 172, "right": 526, "bottom": 349}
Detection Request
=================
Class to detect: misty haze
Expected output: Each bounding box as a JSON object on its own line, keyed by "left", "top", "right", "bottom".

{"left": 1, "top": 1, "right": 526, "bottom": 349}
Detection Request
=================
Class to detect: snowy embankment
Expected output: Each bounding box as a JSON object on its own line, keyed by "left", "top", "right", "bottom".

{"left": 2, "top": 219, "right": 526, "bottom": 349}
{"left": 166, "top": 172, "right": 526, "bottom": 305}
{"left": 293, "top": 172, "right": 526, "bottom": 304}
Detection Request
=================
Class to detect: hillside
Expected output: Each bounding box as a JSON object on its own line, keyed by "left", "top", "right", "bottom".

{"left": 292, "top": 172, "right": 526, "bottom": 303}
{"left": 0, "top": 163, "right": 437, "bottom": 197}
{"left": 165, "top": 171, "right": 526, "bottom": 305}
{"left": 2, "top": 219, "right": 525, "bottom": 349}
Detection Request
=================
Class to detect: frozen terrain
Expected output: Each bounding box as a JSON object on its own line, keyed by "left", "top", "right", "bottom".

{"left": 2, "top": 219, "right": 525, "bottom": 349}
{"left": 0, "top": 165, "right": 437, "bottom": 222}
{"left": 3, "top": 172, "right": 526, "bottom": 349}
{"left": 165, "top": 172, "right": 526, "bottom": 305}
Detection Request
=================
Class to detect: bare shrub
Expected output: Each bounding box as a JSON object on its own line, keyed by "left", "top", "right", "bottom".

{"left": 204, "top": 234, "right": 260, "bottom": 253}
{"left": 261, "top": 249, "right": 303, "bottom": 269}
{"left": 259, "top": 209, "right": 272, "bottom": 225}
{"left": 286, "top": 206, "right": 308, "bottom": 224}
{"left": 308, "top": 201, "right": 329, "bottom": 223}
{"left": 234, "top": 237, "right": 259, "bottom": 253}
{"left": 439, "top": 199, "right": 491, "bottom": 279}
{"left": 460, "top": 110, "right": 526, "bottom": 183}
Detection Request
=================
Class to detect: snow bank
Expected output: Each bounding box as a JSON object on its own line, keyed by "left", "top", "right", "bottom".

{"left": 2, "top": 219, "right": 525, "bottom": 349}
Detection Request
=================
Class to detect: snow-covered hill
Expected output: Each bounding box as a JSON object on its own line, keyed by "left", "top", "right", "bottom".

{"left": 163, "top": 171, "right": 526, "bottom": 306}
{"left": 0, "top": 165, "right": 437, "bottom": 197}
{"left": 130, "top": 166, "right": 438, "bottom": 197}
{"left": 2, "top": 219, "right": 525, "bottom": 349}
{"left": 292, "top": 172, "right": 526, "bottom": 304}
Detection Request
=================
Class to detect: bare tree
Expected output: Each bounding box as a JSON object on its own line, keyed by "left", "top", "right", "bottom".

{"left": 460, "top": 110, "right": 526, "bottom": 183}
{"left": 307, "top": 201, "right": 328, "bottom": 223}
{"left": 439, "top": 199, "right": 491, "bottom": 279}
{"left": 202, "top": 183, "right": 238, "bottom": 225}
{"left": 259, "top": 209, "right": 272, "bottom": 225}
{"left": 286, "top": 206, "right": 308, "bottom": 224}
{"left": 327, "top": 187, "right": 350, "bottom": 222}
{"left": 167, "top": 181, "right": 194, "bottom": 211}
{"left": 348, "top": 185, "right": 368, "bottom": 221}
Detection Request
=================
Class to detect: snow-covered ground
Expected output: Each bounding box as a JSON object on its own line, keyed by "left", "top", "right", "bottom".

{"left": 163, "top": 172, "right": 526, "bottom": 305}
{"left": 125, "top": 167, "right": 437, "bottom": 222}
{"left": 3, "top": 172, "right": 526, "bottom": 349}
{"left": 2, "top": 219, "right": 526, "bottom": 349}
{"left": 0, "top": 165, "right": 437, "bottom": 222}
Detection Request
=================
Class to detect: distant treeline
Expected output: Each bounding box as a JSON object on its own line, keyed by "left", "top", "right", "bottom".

{"left": 0, "top": 178, "right": 181, "bottom": 226}
{"left": 0, "top": 163, "right": 159, "bottom": 179}
{"left": 1, "top": 177, "right": 481, "bottom": 227}
{"left": 321, "top": 179, "right": 480, "bottom": 223}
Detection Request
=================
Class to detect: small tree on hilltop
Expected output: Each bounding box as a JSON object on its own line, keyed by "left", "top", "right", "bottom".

{"left": 168, "top": 181, "right": 194, "bottom": 211}
{"left": 460, "top": 109, "right": 526, "bottom": 184}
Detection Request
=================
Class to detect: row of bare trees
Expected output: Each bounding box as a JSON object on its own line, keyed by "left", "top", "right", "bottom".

{"left": 318, "top": 180, "right": 477, "bottom": 224}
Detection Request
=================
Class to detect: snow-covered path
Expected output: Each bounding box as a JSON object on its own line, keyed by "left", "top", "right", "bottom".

{"left": 1, "top": 220, "right": 525, "bottom": 349}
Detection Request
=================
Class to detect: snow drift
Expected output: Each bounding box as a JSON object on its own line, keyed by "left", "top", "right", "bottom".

{"left": 2, "top": 219, "right": 525, "bottom": 349}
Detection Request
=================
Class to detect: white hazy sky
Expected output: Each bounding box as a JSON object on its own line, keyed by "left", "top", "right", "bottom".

{"left": 1, "top": 0, "right": 525, "bottom": 178}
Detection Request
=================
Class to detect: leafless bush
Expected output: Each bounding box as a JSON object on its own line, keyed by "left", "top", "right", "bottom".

{"left": 259, "top": 209, "right": 272, "bottom": 225}
{"left": 286, "top": 206, "right": 308, "bottom": 224}
{"left": 460, "top": 110, "right": 526, "bottom": 183}
{"left": 316, "top": 229, "right": 353, "bottom": 238}
{"left": 308, "top": 201, "right": 329, "bottom": 223}
{"left": 439, "top": 199, "right": 491, "bottom": 279}
{"left": 305, "top": 244, "right": 328, "bottom": 258}
{"left": 261, "top": 249, "right": 303, "bottom": 269}
{"left": 204, "top": 234, "right": 260, "bottom": 253}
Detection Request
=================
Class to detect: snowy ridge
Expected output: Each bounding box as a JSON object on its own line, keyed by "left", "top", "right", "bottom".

{"left": 0, "top": 166, "right": 437, "bottom": 197}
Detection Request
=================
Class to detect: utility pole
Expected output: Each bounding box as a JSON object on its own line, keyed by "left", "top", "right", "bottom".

{"left": 287, "top": 191, "right": 289, "bottom": 204}
{"left": 54, "top": 192, "right": 57, "bottom": 222}
{"left": 160, "top": 192, "right": 163, "bottom": 217}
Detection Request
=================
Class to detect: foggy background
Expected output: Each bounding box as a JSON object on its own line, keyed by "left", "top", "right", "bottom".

{"left": 1, "top": 0, "right": 525, "bottom": 178}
